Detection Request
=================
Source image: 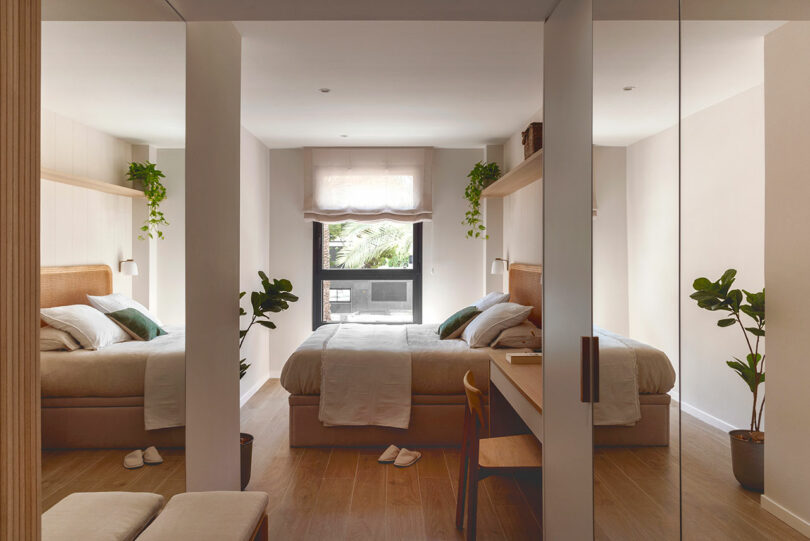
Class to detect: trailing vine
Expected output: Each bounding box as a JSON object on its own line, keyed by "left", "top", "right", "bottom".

{"left": 127, "top": 161, "right": 168, "bottom": 240}
{"left": 463, "top": 161, "right": 501, "bottom": 239}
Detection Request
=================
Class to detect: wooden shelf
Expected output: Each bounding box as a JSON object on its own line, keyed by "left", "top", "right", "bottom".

{"left": 41, "top": 168, "right": 145, "bottom": 199}
{"left": 481, "top": 149, "right": 543, "bottom": 198}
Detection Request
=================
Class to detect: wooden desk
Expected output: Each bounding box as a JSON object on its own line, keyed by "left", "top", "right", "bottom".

{"left": 487, "top": 349, "right": 543, "bottom": 442}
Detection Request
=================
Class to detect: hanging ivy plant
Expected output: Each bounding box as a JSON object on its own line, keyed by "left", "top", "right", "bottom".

{"left": 463, "top": 161, "right": 501, "bottom": 239}
{"left": 127, "top": 161, "right": 168, "bottom": 240}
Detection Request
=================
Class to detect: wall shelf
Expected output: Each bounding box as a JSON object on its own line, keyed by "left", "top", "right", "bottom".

{"left": 481, "top": 149, "right": 543, "bottom": 198}
{"left": 41, "top": 168, "right": 145, "bottom": 199}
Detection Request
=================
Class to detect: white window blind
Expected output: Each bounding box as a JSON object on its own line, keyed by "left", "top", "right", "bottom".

{"left": 304, "top": 147, "right": 433, "bottom": 222}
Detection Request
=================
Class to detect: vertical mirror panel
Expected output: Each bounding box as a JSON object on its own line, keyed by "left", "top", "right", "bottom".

{"left": 40, "top": 16, "right": 187, "bottom": 511}
{"left": 680, "top": 2, "right": 810, "bottom": 539}
{"left": 593, "top": 2, "right": 680, "bottom": 539}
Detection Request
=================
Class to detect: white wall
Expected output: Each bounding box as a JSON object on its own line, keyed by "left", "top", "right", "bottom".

{"left": 155, "top": 149, "right": 186, "bottom": 326}
{"left": 626, "top": 125, "right": 680, "bottom": 391}
{"left": 131, "top": 144, "right": 158, "bottom": 312}
{"left": 267, "top": 149, "right": 313, "bottom": 375}
{"left": 423, "top": 148, "right": 486, "bottom": 322}
{"left": 592, "top": 145, "right": 628, "bottom": 335}
{"left": 185, "top": 21, "right": 242, "bottom": 492}
{"left": 239, "top": 128, "right": 272, "bottom": 403}
{"left": 762, "top": 21, "right": 810, "bottom": 536}
{"left": 625, "top": 85, "right": 765, "bottom": 428}
{"left": 40, "top": 109, "right": 134, "bottom": 296}
{"left": 502, "top": 112, "right": 543, "bottom": 271}
{"left": 680, "top": 85, "right": 765, "bottom": 430}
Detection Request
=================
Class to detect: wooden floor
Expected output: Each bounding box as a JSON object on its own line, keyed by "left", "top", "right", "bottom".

{"left": 42, "top": 379, "right": 805, "bottom": 540}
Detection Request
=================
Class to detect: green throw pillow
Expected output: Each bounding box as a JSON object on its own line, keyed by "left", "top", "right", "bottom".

{"left": 438, "top": 306, "right": 481, "bottom": 340}
{"left": 107, "top": 308, "right": 167, "bottom": 341}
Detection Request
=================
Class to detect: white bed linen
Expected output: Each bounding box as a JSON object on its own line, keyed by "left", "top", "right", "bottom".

{"left": 319, "top": 324, "right": 412, "bottom": 429}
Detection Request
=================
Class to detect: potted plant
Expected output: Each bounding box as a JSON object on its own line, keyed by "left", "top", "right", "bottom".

{"left": 690, "top": 269, "right": 765, "bottom": 492}
{"left": 126, "top": 161, "right": 169, "bottom": 240}
{"left": 238, "top": 271, "right": 299, "bottom": 490}
{"left": 463, "top": 161, "right": 501, "bottom": 239}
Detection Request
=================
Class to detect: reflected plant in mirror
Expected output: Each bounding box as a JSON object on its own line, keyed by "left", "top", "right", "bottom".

{"left": 691, "top": 268, "right": 766, "bottom": 491}
{"left": 239, "top": 271, "right": 299, "bottom": 378}
{"left": 126, "top": 161, "right": 168, "bottom": 240}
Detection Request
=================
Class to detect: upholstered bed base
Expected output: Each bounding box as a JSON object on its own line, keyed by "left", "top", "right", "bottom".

{"left": 289, "top": 393, "right": 671, "bottom": 448}
{"left": 289, "top": 394, "right": 489, "bottom": 447}
{"left": 594, "top": 394, "right": 671, "bottom": 447}
{"left": 42, "top": 396, "right": 185, "bottom": 450}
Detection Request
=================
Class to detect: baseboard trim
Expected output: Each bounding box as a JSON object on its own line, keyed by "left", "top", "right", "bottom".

{"left": 240, "top": 377, "right": 268, "bottom": 408}
{"left": 680, "top": 401, "right": 737, "bottom": 433}
{"left": 761, "top": 495, "right": 810, "bottom": 537}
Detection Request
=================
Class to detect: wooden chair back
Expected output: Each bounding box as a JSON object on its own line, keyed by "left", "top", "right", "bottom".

{"left": 463, "top": 370, "right": 487, "bottom": 434}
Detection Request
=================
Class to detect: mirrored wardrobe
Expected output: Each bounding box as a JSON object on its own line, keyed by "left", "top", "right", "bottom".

{"left": 39, "top": 9, "right": 187, "bottom": 510}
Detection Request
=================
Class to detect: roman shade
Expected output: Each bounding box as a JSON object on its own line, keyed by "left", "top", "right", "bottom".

{"left": 304, "top": 147, "right": 433, "bottom": 222}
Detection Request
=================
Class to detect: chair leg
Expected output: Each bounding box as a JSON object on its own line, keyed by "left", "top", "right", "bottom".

{"left": 455, "top": 451, "right": 468, "bottom": 530}
{"left": 466, "top": 463, "right": 480, "bottom": 541}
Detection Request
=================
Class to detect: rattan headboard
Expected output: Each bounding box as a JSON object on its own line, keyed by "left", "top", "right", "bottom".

{"left": 508, "top": 263, "right": 542, "bottom": 328}
{"left": 40, "top": 265, "right": 113, "bottom": 309}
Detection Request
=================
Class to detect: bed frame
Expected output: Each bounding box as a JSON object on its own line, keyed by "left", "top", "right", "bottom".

{"left": 288, "top": 262, "right": 671, "bottom": 448}
{"left": 41, "top": 265, "right": 185, "bottom": 449}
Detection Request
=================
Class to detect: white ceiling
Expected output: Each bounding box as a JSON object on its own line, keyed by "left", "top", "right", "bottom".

{"left": 237, "top": 22, "right": 543, "bottom": 148}
{"left": 42, "top": 22, "right": 186, "bottom": 147}
{"left": 42, "top": 20, "right": 786, "bottom": 150}
{"left": 593, "top": 20, "right": 784, "bottom": 146}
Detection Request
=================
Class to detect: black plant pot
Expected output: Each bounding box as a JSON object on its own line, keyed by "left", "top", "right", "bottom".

{"left": 729, "top": 429, "right": 764, "bottom": 493}
{"left": 240, "top": 432, "right": 254, "bottom": 491}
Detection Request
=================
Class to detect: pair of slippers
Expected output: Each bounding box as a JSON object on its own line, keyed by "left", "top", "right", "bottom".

{"left": 378, "top": 444, "right": 421, "bottom": 467}
{"left": 123, "top": 446, "right": 163, "bottom": 469}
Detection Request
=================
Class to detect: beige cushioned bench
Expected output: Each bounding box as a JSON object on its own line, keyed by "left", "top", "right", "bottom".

{"left": 137, "top": 491, "right": 269, "bottom": 541}
{"left": 42, "top": 492, "right": 164, "bottom": 541}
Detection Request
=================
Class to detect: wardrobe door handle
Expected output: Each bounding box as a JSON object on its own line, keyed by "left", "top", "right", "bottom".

{"left": 580, "top": 336, "right": 600, "bottom": 403}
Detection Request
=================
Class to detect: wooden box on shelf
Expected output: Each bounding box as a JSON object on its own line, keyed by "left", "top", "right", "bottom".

{"left": 522, "top": 122, "right": 543, "bottom": 159}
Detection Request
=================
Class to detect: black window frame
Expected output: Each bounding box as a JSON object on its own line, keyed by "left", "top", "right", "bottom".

{"left": 312, "top": 221, "right": 423, "bottom": 329}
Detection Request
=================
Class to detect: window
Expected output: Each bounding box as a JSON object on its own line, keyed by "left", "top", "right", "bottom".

{"left": 313, "top": 221, "right": 422, "bottom": 328}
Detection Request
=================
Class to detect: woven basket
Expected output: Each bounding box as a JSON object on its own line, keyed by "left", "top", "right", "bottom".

{"left": 521, "top": 122, "right": 543, "bottom": 159}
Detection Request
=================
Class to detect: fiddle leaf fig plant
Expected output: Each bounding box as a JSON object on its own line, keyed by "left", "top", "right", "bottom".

{"left": 463, "top": 161, "right": 501, "bottom": 239}
{"left": 239, "top": 271, "right": 299, "bottom": 379}
{"left": 690, "top": 269, "right": 765, "bottom": 435}
{"left": 127, "top": 161, "right": 168, "bottom": 240}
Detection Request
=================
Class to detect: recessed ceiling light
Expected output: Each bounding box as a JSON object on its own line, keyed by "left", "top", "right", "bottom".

{"left": 319, "top": 88, "right": 331, "bottom": 93}
{"left": 623, "top": 85, "right": 636, "bottom": 92}
{"left": 339, "top": 134, "right": 349, "bottom": 138}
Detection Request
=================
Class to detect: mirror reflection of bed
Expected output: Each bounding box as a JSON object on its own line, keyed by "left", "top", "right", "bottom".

{"left": 40, "top": 265, "right": 185, "bottom": 509}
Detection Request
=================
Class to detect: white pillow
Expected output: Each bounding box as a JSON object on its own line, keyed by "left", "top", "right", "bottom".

{"left": 462, "top": 302, "right": 532, "bottom": 348}
{"left": 40, "top": 326, "right": 81, "bottom": 351}
{"left": 491, "top": 320, "right": 543, "bottom": 349}
{"left": 474, "top": 291, "right": 510, "bottom": 312}
{"left": 87, "top": 293, "right": 163, "bottom": 326}
{"left": 40, "top": 305, "right": 130, "bottom": 350}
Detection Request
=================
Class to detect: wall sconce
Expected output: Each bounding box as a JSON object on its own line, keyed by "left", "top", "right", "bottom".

{"left": 490, "top": 257, "right": 509, "bottom": 275}
{"left": 120, "top": 259, "right": 139, "bottom": 276}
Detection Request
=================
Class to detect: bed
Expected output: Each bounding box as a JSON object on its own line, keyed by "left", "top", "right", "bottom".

{"left": 281, "top": 263, "right": 676, "bottom": 447}
{"left": 40, "top": 265, "right": 185, "bottom": 449}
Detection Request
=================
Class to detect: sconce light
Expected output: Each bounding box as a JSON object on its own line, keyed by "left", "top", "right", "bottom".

{"left": 120, "top": 259, "right": 139, "bottom": 276}
{"left": 490, "top": 257, "right": 509, "bottom": 275}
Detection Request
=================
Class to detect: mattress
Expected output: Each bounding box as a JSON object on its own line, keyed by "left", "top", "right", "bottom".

{"left": 41, "top": 326, "right": 183, "bottom": 398}
{"left": 280, "top": 323, "right": 491, "bottom": 396}
{"left": 280, "top": 324, "right": 677, "bottom": 397}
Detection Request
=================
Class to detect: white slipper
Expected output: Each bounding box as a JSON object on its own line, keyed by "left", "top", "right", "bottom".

{"left": 394, "top": 448, "right": 422, "bottom": 468}
{"left": 124, "top": 449, "right": 144, "bottom": 470}
{"left": 143, "top": 446, "right": 163, "bottom": 465}
{"left": 378, "top": 444, "right": 400, "bottom": 464}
